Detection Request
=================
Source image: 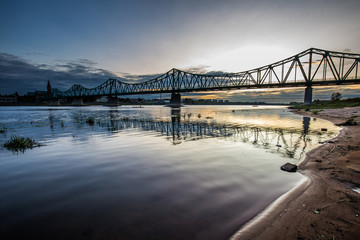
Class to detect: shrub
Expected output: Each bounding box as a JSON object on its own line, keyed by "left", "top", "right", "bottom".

{"left": 4, "top": 136, "right": 41, "bottom": 152}
{"left": 338, "top": 118, "right": 358, "bottom": 126}
{"left": 86, "top": 117, "right": 95, "bottom": 125}
{"left": 330, "top": 92, "right": 342, "bottom": 101}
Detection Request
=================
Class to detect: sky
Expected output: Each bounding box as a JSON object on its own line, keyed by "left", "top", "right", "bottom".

{"left": 1, "top": 0, "right": 360, "bottom": 102}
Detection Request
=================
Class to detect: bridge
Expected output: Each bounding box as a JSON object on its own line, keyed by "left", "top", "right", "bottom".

{"left": 51, "top": 48, "right": 360, "bottom": 105}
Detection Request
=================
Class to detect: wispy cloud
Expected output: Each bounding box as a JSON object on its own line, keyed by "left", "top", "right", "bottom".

{"left": 0, "top": 53, "right": 117, "bottom": 94}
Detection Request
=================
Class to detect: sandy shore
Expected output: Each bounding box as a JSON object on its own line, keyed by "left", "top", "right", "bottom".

{"left": 231, "top": 106, "right": 360, "bottom": 240}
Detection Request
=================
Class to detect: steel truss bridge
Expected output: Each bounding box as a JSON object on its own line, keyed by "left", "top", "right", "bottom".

{"left": 52, "top": 48, "right": 360, "bottom": 104}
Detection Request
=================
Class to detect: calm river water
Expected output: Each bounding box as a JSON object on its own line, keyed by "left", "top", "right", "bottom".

{"left": 0, "top": 105, "right": 339, "bottom": 239}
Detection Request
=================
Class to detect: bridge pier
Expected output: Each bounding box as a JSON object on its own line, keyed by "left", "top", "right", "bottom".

{"left": 168, "top": 92, "right": 182, "bottom": 107}
{"left": 72, "top": 97, "right": 83, "bottom": 106}
{"left": 304, "top": 86, "right": 313, "bottom": 105}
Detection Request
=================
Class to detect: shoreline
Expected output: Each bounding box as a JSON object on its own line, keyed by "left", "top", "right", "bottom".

{"left": 231, "top": 106, "right": 360, "bottom": 240}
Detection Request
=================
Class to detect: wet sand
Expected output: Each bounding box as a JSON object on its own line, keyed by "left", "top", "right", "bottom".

{"left": 231, "top": 106, "right": 360, "bottom": 240}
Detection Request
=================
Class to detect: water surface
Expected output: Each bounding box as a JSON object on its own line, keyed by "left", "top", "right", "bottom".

{"left": 0, "top": 105, "right": 339, "bottom": 239}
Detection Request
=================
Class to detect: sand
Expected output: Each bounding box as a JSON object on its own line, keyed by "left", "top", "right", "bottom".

{"left": 231, "top": 106, "right": 360, "bottom": 240}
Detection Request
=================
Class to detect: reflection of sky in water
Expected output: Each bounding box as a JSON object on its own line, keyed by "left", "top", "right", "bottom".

{"left": 0, "top": 106, "right": 340, "bottom": 239}
{"left": 1, "top": 105, "right": 336, "bottom": 163}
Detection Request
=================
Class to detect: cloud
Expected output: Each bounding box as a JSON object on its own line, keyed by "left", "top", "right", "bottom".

{"left": 116, "top": 72, "right": 165, "bottom": 84}
{"left": 1, "top": 53, "right": 359, "bottom": 103}
{"left": 0, "top": 53, "right": 235, "bottom": 95}
{"left": 181, "top": 66, "right": 210, "bottom": 74}
{"left": 0, "top": 53, "right": 118, "bottom": 94}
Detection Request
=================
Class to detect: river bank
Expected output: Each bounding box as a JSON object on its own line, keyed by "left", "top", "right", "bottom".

{"left": 231, "top": 106, "right": 360, "bottom": 240}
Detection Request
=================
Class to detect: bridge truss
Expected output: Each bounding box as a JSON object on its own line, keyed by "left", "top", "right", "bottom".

{"left": 52, "top": 48, "right": 360, "bottom": 98}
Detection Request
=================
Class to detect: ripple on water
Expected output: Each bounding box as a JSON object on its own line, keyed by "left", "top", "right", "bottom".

{"left": 0, "top": 105, "right": 340, "bottom": 239}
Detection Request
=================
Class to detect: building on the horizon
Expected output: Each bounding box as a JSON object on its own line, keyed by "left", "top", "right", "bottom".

{"left": 23, "top": 91, "right": 48, "bottom": 103}
{"left": 0, "top": 94, "right": 17, "bottom": 103}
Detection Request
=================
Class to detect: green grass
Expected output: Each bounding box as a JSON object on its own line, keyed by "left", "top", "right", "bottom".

{"left": 292, "top": 98, "right": 360, "bottom": 110}
{"left": 312, "top": 110, "right": 319, "bottom": 115}
{"left": 3, "top": 136, "right": 41, "bottom": 152}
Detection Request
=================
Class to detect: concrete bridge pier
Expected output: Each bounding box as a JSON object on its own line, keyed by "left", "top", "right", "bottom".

{"left": 168, "top": 92, "right": 182, "bottom": 107}
{"left": 72, "top": 97, "right": 83, "bottom": 106}
{"left": 304, "top": 86, "right": 313, "bottom": 105}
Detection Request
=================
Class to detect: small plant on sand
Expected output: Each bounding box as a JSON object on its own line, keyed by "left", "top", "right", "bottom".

{"left": 86, "top": 117, "right": 95, "bottom": 126}
{"left": 338, "top": 116, "right": 358, "bottom": 126}
{"left": 312, "top": 110, "right": 319, "bottom": 115}
{"left": 3, "top": 136, "right": 41, "bottom": 152}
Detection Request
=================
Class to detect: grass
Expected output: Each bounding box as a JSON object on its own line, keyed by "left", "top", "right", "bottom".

{"left": 3, "top": 136, "right": 42, "bottom": 152}
{"left": 86, "top": 117, "right": 95, "bottom": 125}
{"left": 292, "top": 97, "right": 360, "bottom": 110}
{"left": 312, "top": 110, "right": 319, "bottom": 115}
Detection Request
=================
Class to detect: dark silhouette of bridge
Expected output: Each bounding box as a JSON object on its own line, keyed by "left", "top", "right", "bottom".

{"left": 50, "top": 48, "right": 360, "bottom": 105}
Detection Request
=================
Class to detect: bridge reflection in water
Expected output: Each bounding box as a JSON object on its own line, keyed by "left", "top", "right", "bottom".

{"left": 83, "top": 107, "right": 333, "bottom": 161}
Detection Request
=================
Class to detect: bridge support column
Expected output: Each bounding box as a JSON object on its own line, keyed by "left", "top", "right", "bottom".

{"left": 304, "top": 86, "right": 313, "bottom": 105}
{"left": 168, "top": 92, "right": 181, "bottom": 107}
{"left": 106, "top": 96, "right": 119, "bottom": 106}
{"left": 72, "top": 97, "right": 83, "bottom": 106}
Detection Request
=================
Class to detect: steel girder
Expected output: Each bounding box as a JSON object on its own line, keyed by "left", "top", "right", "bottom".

{"left": 51, "top": 48, "right": 360, "bottom": 98}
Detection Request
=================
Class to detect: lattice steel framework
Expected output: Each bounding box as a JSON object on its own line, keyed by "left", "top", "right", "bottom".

{"left": 52, "top": 48, "right": 360, "bottom": 98}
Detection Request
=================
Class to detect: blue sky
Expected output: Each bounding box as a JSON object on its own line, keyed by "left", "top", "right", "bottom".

{"left": 1, "top": 0, "right": 360, "bottom": 102}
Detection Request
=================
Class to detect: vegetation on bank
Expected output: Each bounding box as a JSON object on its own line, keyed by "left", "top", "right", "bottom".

{"left": 3, "top": 136, "right": 42, "bottom": 152}
{"left": 291, "top": 93, "right": 359, "bottom": 126}
{"left": 292, "top": 96, "right": 360, "bottom": 110}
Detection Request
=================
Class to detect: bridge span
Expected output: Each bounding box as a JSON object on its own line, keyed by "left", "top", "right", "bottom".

{"left": 51, "top": 48, "right": 360, "bottom": 105}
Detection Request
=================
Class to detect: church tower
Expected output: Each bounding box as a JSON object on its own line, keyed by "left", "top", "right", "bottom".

{"left": 47, "top": 80, "right": 51, "bottom": 93}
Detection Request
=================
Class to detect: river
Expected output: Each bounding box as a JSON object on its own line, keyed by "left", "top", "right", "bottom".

{"left": 0, "top": 105, "right": 339, "bottom": 239}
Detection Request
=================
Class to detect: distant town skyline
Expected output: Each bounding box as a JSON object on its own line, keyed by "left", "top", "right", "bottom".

{"left": 1, "top": 0, "right": 360, "bottom": 102}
